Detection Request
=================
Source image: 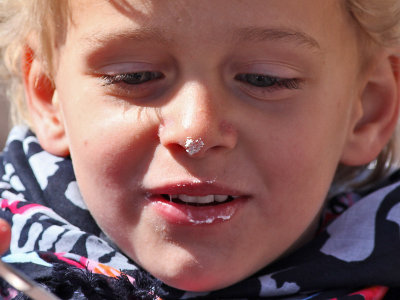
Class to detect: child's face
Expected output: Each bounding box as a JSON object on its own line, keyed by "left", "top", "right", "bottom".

{"left": 51, "top": 0, "right": 364, "bottom": 291}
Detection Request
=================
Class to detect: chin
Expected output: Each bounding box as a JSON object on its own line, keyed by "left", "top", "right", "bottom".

{"left": 139, "top": 249, "right": 244, "bottom": 292}
{"left": 159, "top": 270, "right": 238, "bottom": 292}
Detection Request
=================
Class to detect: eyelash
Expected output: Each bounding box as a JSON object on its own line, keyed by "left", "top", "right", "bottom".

{"left": 102, "top": 72, "right": 298, "bottom": 88}
{"left": 234, "top": 73, "right": 300, "bottom": 90}
{"left": 101, "top": 71, "right": 164, "bottom": 86}
{"left": 100, "top": 71, "right": 300, "bottom": 104}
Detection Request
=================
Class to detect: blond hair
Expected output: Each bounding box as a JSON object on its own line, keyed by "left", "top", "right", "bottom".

{"left": 1, "top": 0, "right": 400, "bottom": 189}
{"left": 0, "top": 0, "right": 68, "bottom": 125}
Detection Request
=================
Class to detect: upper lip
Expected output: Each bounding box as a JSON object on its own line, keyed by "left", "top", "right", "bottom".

{"left": 144, "top": 181, "right": 249, "bottom": 197}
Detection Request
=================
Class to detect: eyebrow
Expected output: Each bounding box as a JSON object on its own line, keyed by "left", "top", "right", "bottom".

{"left": 232, "top": 27, "right": 321, "bottom": 50}
{"left": 80, "top": 26, "right": 321, "bottom": 52}
{"left": 80, "top": 28, "right": 170, "bottom": 48}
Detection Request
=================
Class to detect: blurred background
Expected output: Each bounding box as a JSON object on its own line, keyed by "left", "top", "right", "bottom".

{"left": 0, "top": 83, "right": 10, "bottom": 148}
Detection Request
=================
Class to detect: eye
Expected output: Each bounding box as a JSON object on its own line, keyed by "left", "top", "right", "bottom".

{"left": 99, "top": 71, "right": 166, "bottom": 101}
{"left": 235, "top": 73, "right": 299, "bottom": 90}
{"left": 102, "top": 71, "right": 164, "bottom": 85}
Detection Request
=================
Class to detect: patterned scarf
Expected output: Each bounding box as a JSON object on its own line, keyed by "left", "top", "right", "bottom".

{"left": 0, "top": 125, "right": 400, "bottom": 300}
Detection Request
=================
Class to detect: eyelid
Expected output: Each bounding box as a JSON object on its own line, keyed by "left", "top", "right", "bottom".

{"left": 95, "top": 62, "right": 161, "bottom": 75}
{"left": 232, "top": 60, "right": 304, "bottom": 79}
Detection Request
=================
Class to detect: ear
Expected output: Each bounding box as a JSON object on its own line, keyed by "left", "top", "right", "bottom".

{"left": 22, "top": 46, "right": 70, "bottom": 157}
{"left": 341, "top": 52, "right": 400, "bottom": 166}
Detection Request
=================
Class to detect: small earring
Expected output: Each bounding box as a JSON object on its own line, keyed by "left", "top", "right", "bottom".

{"left": 184, "top": 137, "right": 204, "bottom": 156}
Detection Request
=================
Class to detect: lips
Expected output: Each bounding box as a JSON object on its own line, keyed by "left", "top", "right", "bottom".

{"left": 145, "top": 182, "right": 249, "bottom": 225}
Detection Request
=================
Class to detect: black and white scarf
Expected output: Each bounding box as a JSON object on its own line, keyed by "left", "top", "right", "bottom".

{"left": 0, "top": 125, "right": 400, "bottom": 299}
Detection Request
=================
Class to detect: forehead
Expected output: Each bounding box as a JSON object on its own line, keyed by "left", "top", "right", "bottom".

{"left": 67, "top": 0, "right": 354, "bottom": 52}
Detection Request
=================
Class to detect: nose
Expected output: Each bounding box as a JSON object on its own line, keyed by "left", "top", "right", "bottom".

{"left": 158, "top": 81, "right": 238, "bottom": 158}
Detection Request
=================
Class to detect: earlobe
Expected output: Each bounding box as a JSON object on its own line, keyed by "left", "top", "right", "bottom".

{"left": 23, "top": 46, "right": 70, "bottom": 157}
{"left": 341, "top": 52, "right": 400, "bottom": 166}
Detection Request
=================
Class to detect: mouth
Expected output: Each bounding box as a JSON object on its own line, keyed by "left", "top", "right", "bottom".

{"left": 145, "top": 182, "right": 248, "bottom": 225}
{"left": 159, "top": 194, "right": 238, "bottom": 206}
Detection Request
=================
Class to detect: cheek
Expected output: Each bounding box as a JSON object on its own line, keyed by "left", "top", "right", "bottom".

{"left": 247, "top": 99, "right": 351, "bottom": 208}
{"left": 251, "top": 107, "right": 346, "bottom": 168}
{"left": 59, "top": 94, "right": 160, "bottom": 197}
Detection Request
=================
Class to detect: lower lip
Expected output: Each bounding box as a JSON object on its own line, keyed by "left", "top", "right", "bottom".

{"left": 147, "top": 195, "right": 246, "bottom": 225}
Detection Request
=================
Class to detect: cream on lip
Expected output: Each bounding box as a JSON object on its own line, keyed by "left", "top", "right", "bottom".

{"left": 186, "top": 206, "right": 236, "bottom": 225}
{"left": 148, "top": 196, "right": 243, "bottom": 226}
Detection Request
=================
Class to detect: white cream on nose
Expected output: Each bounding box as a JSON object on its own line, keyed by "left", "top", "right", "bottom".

{"left": 184, "top": 137, "right": 204, "bottom": 156}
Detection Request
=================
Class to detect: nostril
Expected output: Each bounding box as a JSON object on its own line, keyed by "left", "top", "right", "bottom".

{"left": 166, "top": 143, "right": 186, "bottom": 154}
